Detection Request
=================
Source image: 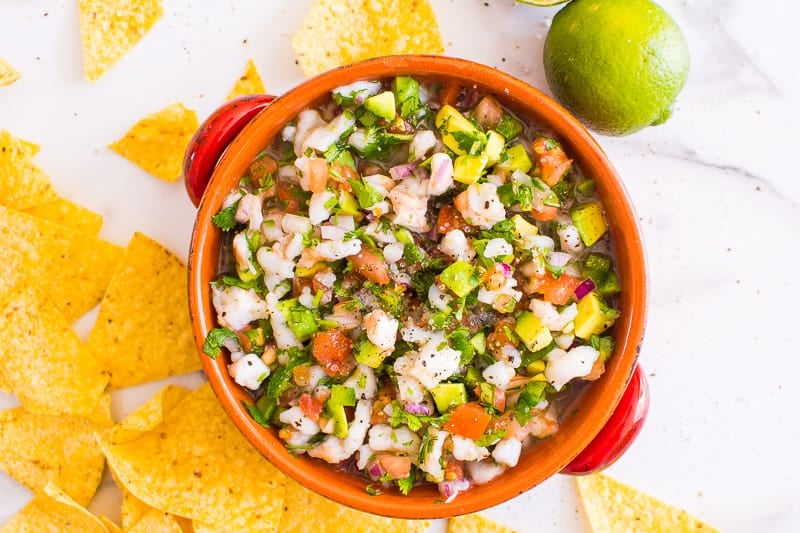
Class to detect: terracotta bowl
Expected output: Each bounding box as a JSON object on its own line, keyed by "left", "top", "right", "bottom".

{"left": 186, "top": 55, "right": 647, "bottom": 519}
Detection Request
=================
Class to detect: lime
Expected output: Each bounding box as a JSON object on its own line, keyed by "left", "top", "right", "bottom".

{"left": 543, "top": 0, "right": 690, "bottom": 136}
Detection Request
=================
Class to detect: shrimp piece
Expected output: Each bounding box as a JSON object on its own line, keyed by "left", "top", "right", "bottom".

{"left": 211, "top": 285, "right": 269, "bottom": 331}
{"left": 234, "top": 193, "right": 264, "bottom": 231}
{"left": 308, "top": 400, "right": 373, "bottom": 463}
{"left": 389, "top": 178, "right": 430, "bottom": 232}
{"left": 454, "top": 182, "right": 506, "bottom": 229}
{"left": 364, "top": 309, "right": 398, "bottom": 351}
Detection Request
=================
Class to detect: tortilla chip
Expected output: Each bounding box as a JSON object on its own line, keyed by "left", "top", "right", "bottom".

{"left": 99, "top": 383, "right": 286, "bottom": 532}
{"left": 110, "top": 385, "right": 191, "bottom": 444}
{"left": 86, "top": 233, "right": 199, "bottom": 389}
{"left": 227, "top": 59, "right": 266, "bottom": 100}
{"left": 576, "top": 474, "right": 720, "bottom": 533}
{"left": 108, "top": 103, "right": 198, "bottom": 182}
{"left": 0, "top": 285, "right": 109, "bottom": 416}
{"left": 78, "top": 0, "right": 164, "bottom": 81}
{"left": 0, "top": 482, "right": 108, "bottom": 533}
{"left": 448, "top": 514, "right": 520, "bottom": 533}
{"left": 292, "top": 0, "right": 444, "bottom": 77}
{"left": 0, "top": 130, "right": 57, "bottom": 210}
{"left": 0, "top": 58, "right": 21, "bottom": 86}
{"left": 0, "top": 397, "right": 110, "bottom": 506}
{"left": 278, "top": 477, "right": 429, "bottom": 533}
{"left": 127, "top": 509, "right": 184, "bottom": 533}
{"left": 23, "top": 195, "right": 103, "bottom": 235}
{"left": 99, "top": 516, "right": 122, "bottom": 533}
{"left": 0, "top": 205, "right": 122, "bottom": 321}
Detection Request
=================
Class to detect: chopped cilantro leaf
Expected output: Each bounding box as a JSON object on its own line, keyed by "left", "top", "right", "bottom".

{"left": 202, "top": 327, "right": 237, "bottom": 358}
{"left": 211, "top": 200, "right": 240, "bottom": 230}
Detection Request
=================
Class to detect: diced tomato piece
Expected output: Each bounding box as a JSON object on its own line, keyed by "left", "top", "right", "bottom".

{"left": 492, "top": 387, "right": 506, "bottom": 413}
{"left": 377, "top": 454, "right": 412, "bottom": 479}
{"left": 438, "top": 83, "right": 461, "bottom": 107}
{"left": 247, "top": 155, "right": 278, "bottom": 185}
{"left": 532, "top": 137, "right": 573, "bottom": 187}
{"left": 436, "top": 205, "right": 467, "bottom": 235}
{"left": 307, "top": 157, "right": 329, "bottom": 193}
{"left": 311, "top": 330, "right": 354, "bottom": 377}
{"left": 529, "top": 205, "right": 559, "bottom": 222}
{"left": 276, "top": 179, "right": 300, "bottom": 213}
{"left": 349, "top": 247, "right": 390, "bottom": 285}
{"left": 298, "top": 393, "right": 324, "bottom": 422}
{"left": 329, "top": 162, "right": 358, "bottom": 192}
{"left": 529, "top": 272, "right": 582, "bottom": 305}
{"left": 444, "top": 458, "right": 465, "bottom": 481}
{"left": 443, "top": 402, "right": 491, "bottom": 440}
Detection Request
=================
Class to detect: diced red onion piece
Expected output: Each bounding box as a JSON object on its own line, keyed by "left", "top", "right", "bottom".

{"left": 499, "top": 262, "right": 512, "bottom": 276}
{"left": 389, "top": 163, "right": 416, "bottom": 180}
{"left": 439, "top": 478, "right": 470, "bottom": 502}
{"left": 548, "top": 251, "right": 572, "bottom": 269}
{"left": 368, "top": 462, "right": 384, "bottom": 477}
{"left": 574, "top": 278, "right": 596, "bottom": 300}
{"left": 403, "top": 401, "right": 431, "bottom": 416}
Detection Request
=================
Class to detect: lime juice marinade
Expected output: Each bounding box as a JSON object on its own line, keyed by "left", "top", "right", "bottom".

{"left": 205, "top": 76, "right": 621, "bottom": 500}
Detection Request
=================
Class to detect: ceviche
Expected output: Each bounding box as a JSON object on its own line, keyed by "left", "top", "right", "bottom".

{"left": 204, "top": 76, "right": 621, "bottom": 500}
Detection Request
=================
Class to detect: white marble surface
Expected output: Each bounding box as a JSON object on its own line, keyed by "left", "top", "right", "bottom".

{"left": 1, "top": 1, "right": 798, "bottom": 531}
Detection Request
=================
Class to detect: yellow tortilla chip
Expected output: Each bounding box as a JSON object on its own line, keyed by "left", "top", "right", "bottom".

{"left": 78, "top": 0, "right": 164, "bottom": 81}
{"left": 448, "top": 514, "right": 520, "bottom": 533}
{"left": 87, "top": 232, "right": 199, "bottom": 389}
{"left": 99, "top": 516, "right": 122, "bottom": 533}
{"left": 227, "top": 59, "right": 266, "bottom": 100}
{"left": 278, "top": 477, "right": 429, "bottom": 533}
{"left": 292, "top": 0, "right": 444, "bottom": 77}
{"left": 109, "top": 103, "right": 198, "bottom": 182}
{"left": 127, "top": 509, "right": 184, "bottom": 533}
{"left": 23, "top": 195, "right": 103, "bottom": 235}
{"left": 0, "top": 58, "right": 21, "bottom": 86}
{"left": 0, "top": 397, "right": 110, "bottom": 506}
{"left": 110, "top": 385, "right": 191, "bottom": 444}
{"left": 99, "top": 383, "right": 287, "bottom": 532}
{"left": 0, "top": 285, "right": 109, "bottom": 416}
{"left": 0, "top": 205, "right": 122, "bottom": 321}
{"left": 576, "top": 474, "right": 720, "bottom": 533}
{"left": 0, "top": 130, "right": 57, "bottom": 210}
{"left": 0, "top": 482, "right": 108, "bottom": 533}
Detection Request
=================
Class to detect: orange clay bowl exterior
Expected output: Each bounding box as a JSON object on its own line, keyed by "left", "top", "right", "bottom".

{"left": 188, "top": 55, "right": 647, "bottom": 519}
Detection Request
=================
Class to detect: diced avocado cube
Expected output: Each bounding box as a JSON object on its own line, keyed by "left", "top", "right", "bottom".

{"left": 236, "top": 265, "right": 260, "bottom": 283}
{"left": 483, "top": 130, "right": 505, "bottom": 166}
{"left": 514, "top": 311, "right": 553, "bottom": 352}
{"left": 525, "top": 359, "right": 546, "bottom": 374}
{"left": 364, "top": 91, "right": 396, "bottom": 121}
{"left": 590, "top": 334, "right": 616, "bottom": 362}
{"left": 571, "top": 201, "right": 608, "bottom": 246}
{"left": 357, "top": 108, "right": 378, "bottom": 127}
{"left": 327, "top": 384, "right": 356, "bottom": 438}
{"left": 435, "top": 105, "right": 482, "bottom": 155}
{"left": 430, "top": 383, "right": 467, "bottom": 413}
{"left": 469, "top": 331, "right": 487, "bottom": 355}
{"left": 393, "top": 76, "right": 420, "bottom": 118}
{"left": 496, "top": 144, "right": 532, "bottom": 174}
{"left": 597, "top": 271, "right": 621, "bottom": 297}
{"left": 354, "top": 338, "right": 388, "bottom": 368}
{"left": 584, "top": 253, "right": 612, "bottom": 273}
{"left": 337, "top": 190, "right": 364, "bottom": 220}
{"left": 495, "top": 112, "right": 523, "bottom": 141}
{"left": 574, "top": 291, "right": 619, "bottom": 339}
{"left": 511, "top": 214, "right": 538, "bottom": 241}
{"left": 278, "top": 299, "right": 318, "bottom": 342}
{"left": 453, "top": 154, "right": 489, "bottom": 184}
{"left": 464, "top": 366, "right": 482, "bottom": 389}
{"left": 477, "top": 382, "right": 494, "bottom": 406}
{"left": 439, "top": 261, "right": 480, "bottom": 298}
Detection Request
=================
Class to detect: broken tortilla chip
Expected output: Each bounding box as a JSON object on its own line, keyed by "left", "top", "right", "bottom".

{"left": 127, "top": 509, "right": 184, "bottom": 533}
{"left": 110, "top": 385, "right": 191, "bottom": 444}
{"left": 448, "top": 513, "right": 520, "bottom": 533}
{"left": 108, "top": 103, "right": 198, "bottom": 182}
{"left": 278, "top": 477, "right": 429, "bottom": 533}
{"left": 99, "top": 383, "right": 287, "bottom": 532}
{"left": 0, "top": 129, "right": 57, "bottom": 210}
{"left": 292, "top": 0, "right": 444, "bottom": 77}
{"left": 0, "top": 205, "right": 122, "bottom": 321}
{"left": 78, "top": 0, "right": 164, "bottom": 81}
{"left": 0, "top": 482, "right": 108, "bottom": 533}
{"left": 0, "top": 58, "right": 21, "bottom": 86}
{"left": 576, "top": 473, "right": 720, "bottom": 533}
{"left": 0, "top": 396, "right": 111, "bottom": 506}
{"left": 227, "top": 59, "right": 266, "bottom": 100}
{"left": 86, "top": 232, "right": 199, "bottom": 389}
{"left": 0, "top": 285, "right": 109, "bottom": 416}
{"left": 23, "top": 195, "right": 103, "bottom": 235}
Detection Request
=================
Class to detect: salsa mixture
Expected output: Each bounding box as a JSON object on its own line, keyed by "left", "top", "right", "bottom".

{"left": 204, "top": 76, "right": 621, "bottom": 500}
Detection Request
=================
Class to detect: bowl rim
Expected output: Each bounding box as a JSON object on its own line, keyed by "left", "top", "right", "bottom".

{"left": 188, "top": 54, "right": 647, "bottom": 519}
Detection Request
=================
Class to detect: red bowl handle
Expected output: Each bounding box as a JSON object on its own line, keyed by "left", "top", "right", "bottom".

{"left": 561, "top": 363, "right": 649, "bottom": 475}
{"left": 183, "top": 94, "right": 277, "bottom": 207}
